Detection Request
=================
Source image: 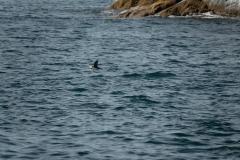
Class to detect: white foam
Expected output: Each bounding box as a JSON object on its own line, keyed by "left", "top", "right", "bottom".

{"left": 200, "top": 12, "right": 227, "bottom": 19}
{"left": 101, "top": 9, "right": 122, "bottom": 16}
{"left": 120, "top": 10, "right": 128, "bottom": 14}
{"left": 168, "top": 12, "right": 228, "bottom": 19}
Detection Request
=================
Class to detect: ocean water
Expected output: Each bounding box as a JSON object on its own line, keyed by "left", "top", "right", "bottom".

{"left": 1, "top": 0, "right": 240, "bottom": 159}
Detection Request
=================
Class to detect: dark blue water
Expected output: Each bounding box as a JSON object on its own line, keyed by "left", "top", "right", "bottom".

{"left": 1, "top": 0, "right": 240, "bottom": 159}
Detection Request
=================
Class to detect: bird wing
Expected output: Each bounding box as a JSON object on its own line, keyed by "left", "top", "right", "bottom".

{"left": 93, "top": 60, "right": 98, "bottom": 67}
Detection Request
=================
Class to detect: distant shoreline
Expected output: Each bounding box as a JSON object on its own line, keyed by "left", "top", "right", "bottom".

{"left": 107, "top": 0, "right": 240, "bottom": 18}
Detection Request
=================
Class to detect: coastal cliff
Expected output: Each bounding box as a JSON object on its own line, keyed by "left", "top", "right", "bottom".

{"left": 107, "top": 0, "right": 240, "bottom": 18}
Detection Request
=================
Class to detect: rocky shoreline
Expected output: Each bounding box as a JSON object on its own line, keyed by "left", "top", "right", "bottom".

{"left": 107, "top": 0, "right": 240, "bottom": 18}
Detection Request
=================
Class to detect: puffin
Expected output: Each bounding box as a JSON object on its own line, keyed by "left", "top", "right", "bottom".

{"left": 88, "top": 60, "right": 101, "bottom": 69}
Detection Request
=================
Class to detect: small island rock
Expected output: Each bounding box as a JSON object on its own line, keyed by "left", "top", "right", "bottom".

{"left": 107, "top": 0, "right": 240, "bottom": 18}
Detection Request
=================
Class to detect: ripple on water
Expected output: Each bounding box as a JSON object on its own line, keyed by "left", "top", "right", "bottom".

{"left": 122, "top": 73, "right": 142, "bottom": 78}
{"left": 68, "top": 87, "right": 88, "bottom": 92}
{"left": 145, "top": 71, "right": 176, "bottom": 78}
{"left": 124, "top": 95, "right": 159, "bottom": 104}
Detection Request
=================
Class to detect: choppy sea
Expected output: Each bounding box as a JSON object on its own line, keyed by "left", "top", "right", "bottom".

{"left": 1, "top": 0, "right": 240, "bottom": 159}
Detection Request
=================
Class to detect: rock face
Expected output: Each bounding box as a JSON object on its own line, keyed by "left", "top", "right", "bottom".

{"left": 107, "top": 0, "right": 240, "bottom": 18}
{"left": 206, "top": 0, "right": 240, "bottom": 9}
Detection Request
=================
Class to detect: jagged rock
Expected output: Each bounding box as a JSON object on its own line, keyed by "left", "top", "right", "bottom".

{"left": 206, "top": 0, "right": 240, "bottom": 9}
{"left": 110, "top": 0, "right": 181, "bottom": 18}
{"left": 158, "top": 0, "right": 209, "bottom": 17}
{"left": 207, "top": 0, "right": 240, "bottom": 17}
{"left": 108, "top": 0, "right": 158, "bottom": 10}
{"left": 108, "top": 0, "right": 240, "bottom": 18}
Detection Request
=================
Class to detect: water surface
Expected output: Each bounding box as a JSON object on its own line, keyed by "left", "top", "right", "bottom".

{"left": 1, "top": 0, "right": 240, "bottom": 159}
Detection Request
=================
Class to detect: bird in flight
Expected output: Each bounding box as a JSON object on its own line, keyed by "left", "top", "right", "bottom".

{"left": 88, "top": 60, "right": 101, "bottom": 69}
